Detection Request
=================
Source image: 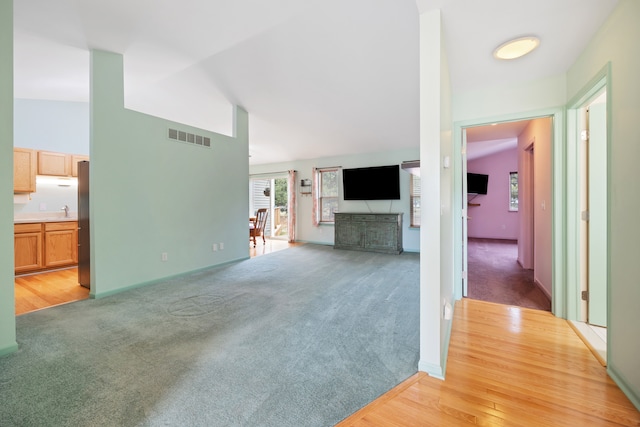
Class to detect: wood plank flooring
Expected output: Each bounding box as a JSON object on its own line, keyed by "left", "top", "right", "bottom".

{"left": 14, "top": 267, "right": 88, "bottom": 315}
{"left": 337, "top": 298, "right": 640, "bottom": 426}
{"left": 249, "top": 238, "right": 303, "bottom": 258}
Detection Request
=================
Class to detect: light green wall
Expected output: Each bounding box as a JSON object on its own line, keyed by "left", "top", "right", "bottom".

{"left": 0, "top": 0, "right": 17, "bottom": 356}
{"left": 90, "top": 50, "right": 249, "bottom": 298}
{"left": 437, "top": 16, "right": 455, "bottom": 378}
{"left": 518, "top": 118, "right": 553, "bottom": 296}
{"left": 417, "top": 9, "right": 448, "bottom": 378}
{"left": 453, "top": 74, "right": 566, "bottom": 121}
{"left": 566, "top": 0, "right": 640, "bottom": 409}
{"left": 249, "top": 147, "right": 420, "bottom": 252}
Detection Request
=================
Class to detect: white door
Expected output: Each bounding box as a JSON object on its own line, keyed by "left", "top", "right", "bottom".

{"left": 587, "top": 101, "right": 607, "bottom": 327}
{"left": 249, "top": 175, "right": 290, "bottom": 240}
{"left": 462, "top": 130, "right": 469, "bottom": 296}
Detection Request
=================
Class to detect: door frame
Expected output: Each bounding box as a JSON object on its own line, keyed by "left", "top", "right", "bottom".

{"left": 249, "top": 172, "right": 290, "bottom": 241}
{"left": 565, "top": 63, "right": 611, "bottom": 324}
{"left": 453, "top": 107, "right": 565, "bottom": 318}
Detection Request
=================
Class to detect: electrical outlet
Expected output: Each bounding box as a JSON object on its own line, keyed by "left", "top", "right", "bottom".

{"left": 161, "top": 252, "right": 168, "bottom": 262}
{"left": 219, "top": 242, "right": 224, "bottom": 250}
{"left": 212, "top": 244, "right": 218, "bottom": 252}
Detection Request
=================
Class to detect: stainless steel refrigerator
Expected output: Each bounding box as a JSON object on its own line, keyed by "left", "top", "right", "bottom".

{"left": 77, "top": 160, "right": 90, "bottom": 289}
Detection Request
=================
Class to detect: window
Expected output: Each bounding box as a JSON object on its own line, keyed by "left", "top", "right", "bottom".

{"left": 410, "top": 174, "right": 421, "bottom": 227}
{"left": 509, "top": 171, "right": 518, "bottom": 211}
{"left": 316, "top": 168, "right": 339, "bottom": 223}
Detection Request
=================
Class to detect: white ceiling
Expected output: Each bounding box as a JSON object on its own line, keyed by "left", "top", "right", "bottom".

{"left": 466, "top": 120, "right": 530, "bottom": 161}
{"left": 13, "top": 0, "right": 619, "bottom": 165}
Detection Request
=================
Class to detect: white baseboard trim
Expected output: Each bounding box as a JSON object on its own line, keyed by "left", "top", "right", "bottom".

{"left": 534, "top": 278, "right": 552, "bottom": 301}
{"left": 568, "top": 320, "right": 607, "bottom": 366}
{"left": 418, "top": 361, "right": 444, "bottom": 380}
{"left": 609, "top": 366, "right": 640, "bottom": 413}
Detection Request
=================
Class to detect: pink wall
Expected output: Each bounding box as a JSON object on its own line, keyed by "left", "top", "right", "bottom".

{"left": 467, "top": 147, "right": 519, "bottom": 239}
{"left": 517, "top": 117, "right": 553, "bottom": 296}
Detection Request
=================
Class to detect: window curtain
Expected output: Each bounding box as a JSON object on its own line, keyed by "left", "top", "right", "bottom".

{"left": 312, "top": 167, "right": 319, "bottom": 226}
{"left": 287, "top": 170, "right": 297, "bottom": 242}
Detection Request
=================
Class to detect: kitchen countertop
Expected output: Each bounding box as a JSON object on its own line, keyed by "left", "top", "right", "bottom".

{"left": 15, "top": 217, "right": 78, "bottom": 224}
{"left": 14, "top": 212, "right": 78, "bottom": 224}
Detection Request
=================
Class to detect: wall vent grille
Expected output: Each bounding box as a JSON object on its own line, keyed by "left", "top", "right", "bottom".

{"left": 168, "top": 128, "right": 211, "bottom": 148}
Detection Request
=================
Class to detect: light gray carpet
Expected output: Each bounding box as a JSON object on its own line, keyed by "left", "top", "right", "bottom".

{"left": 0, "top": 244, "right": 419, "bottom": 427}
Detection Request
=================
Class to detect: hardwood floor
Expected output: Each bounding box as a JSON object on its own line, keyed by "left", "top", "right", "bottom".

{"left": 15, "top": 240, "right": 301, "bottom": 315}
{"left": 14, "top": 267, "right": 89, "bottom": 315}
{"left": 337, "top": 298, "right": 640, "bottom": 426}
{"left": 249, "top": 237, "right": 303, "bottom": 258}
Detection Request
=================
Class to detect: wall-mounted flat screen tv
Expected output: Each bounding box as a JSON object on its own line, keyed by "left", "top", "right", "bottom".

{"left": 342, "top": 165, "right": 401, "bottom": 200}
{"left": 467, "top": 172, "right": 489, "bottom": 195}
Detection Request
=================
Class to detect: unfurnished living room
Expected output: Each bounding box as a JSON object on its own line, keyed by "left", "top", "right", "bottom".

{"left": 2, "top": 0, "right": 640, "bottom": 426}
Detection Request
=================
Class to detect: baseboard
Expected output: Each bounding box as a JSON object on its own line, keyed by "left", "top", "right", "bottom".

{"left": 91, "top": 256, "right": 249, "bottom": 299}
{"left": 534, "top": 278, "right": 552, "bottom": 302}
{"left": 439, "top": 308, "right": 453, "bottom": 378}
{"left": 0, "top": 342, "right": 18, "bottom": 357}
{"left": 418, "top": 360, "right": 444, "bottom": 379}
{"left": 295, "top": 240, "right": 333, "bottom": 246}
{"left": 608, "top": 366, "right": 640, "bottom": 412}
{"left": 568, "top": 320, "right": 606, "bottom": 366}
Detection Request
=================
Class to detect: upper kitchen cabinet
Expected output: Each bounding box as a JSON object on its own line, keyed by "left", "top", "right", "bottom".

{"left": 13, "top": 148, "right": 37, "bottom": 193}
{"left": 71, "top": 155, "right": 90, "bottom": 177}
{"left": 38, "top": 151, "right": 71, "bottom": 176}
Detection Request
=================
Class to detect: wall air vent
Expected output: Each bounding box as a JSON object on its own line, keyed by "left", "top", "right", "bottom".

{"left": 167, "top": 128, "right": 211, "bottom": 149}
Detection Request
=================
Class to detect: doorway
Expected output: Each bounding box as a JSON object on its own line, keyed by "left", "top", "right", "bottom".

{"left": 249, "top": 174, "right": 290, "bottom": 241}
{"left": 459, "top": 116, "right": 554, "bottom": 312}
{"left": 13, "top": 100, "right": 91, "bottom": 315}
{"left": 569, "top": 86, "right": 609, "bottom": 364}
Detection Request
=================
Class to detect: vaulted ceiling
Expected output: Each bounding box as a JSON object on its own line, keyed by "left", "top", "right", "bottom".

{"left": 13, "top": 0, "right": 619, "bottom": 164}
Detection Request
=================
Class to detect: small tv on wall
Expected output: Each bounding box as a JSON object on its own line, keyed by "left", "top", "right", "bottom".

{"left": 467, "top": 172, "right": 489, "bottom": 195}
{"left": 342, "top": 165, "right": 401, "bottom": 200}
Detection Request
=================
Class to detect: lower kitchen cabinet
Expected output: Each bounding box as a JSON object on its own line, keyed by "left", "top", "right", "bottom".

{"left": 14, "top": 221, "right": 78, "bottom": 274}
{"left": 14, "top": 223, "right": 43, "bottom": 273}
{"left": 44, "top": 222, "right": 78, "bottom": 268}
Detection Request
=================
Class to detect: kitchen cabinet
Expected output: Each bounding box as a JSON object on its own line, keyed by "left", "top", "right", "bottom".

{"left": 14, "top": 223, "right": 43, "bottom": 273}
{"left": 14, "top": 221, "right": 78, "bottom": 273}
{"left": 71, "top": 155, "right": 90, "bottom": 177}
{"left": 334, "top": 213, "right": 403, "bottom": 254}
{"left": 38, "top": 151, "right": 71, "bottom": 176}
{"left": 44, "top": 222, "right": 78, "bottom": 268}
{"left": 13, "top": 148, "right": 37, "bottom": 193}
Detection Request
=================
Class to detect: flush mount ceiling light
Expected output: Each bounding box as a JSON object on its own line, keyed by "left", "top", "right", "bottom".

{"left": 493, "top": 36, "right": 540, "bottom": 60}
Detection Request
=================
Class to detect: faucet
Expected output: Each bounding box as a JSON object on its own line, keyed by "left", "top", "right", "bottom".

{"left": 62, "top": 205, "right": 70, "bottom": 218}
